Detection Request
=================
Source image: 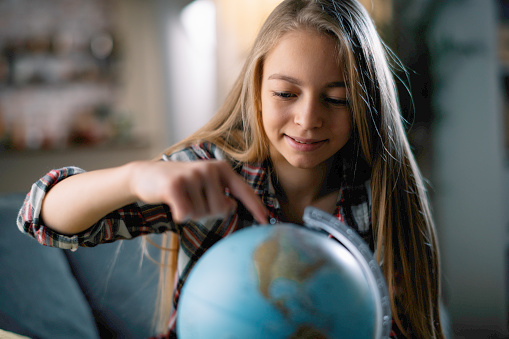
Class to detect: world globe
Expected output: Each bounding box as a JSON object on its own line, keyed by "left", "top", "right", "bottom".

{"left": 177, "top": 207, "right": 391, "bottom": 338}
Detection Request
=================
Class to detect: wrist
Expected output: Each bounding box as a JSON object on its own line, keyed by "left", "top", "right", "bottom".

{"left": 123, "top": 160, "right": 146, "bottom": 204}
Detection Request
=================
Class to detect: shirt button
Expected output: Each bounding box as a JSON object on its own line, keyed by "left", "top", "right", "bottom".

{"left": 269, "top": 218, "right": 277, "bottom": 225}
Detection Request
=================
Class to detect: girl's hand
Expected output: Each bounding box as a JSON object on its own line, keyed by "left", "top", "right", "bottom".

{"left": 129, "top": 160, "right": 268, "bottom": 224}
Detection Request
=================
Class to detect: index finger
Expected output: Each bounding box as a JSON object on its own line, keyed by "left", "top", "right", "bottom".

{"left": 219, "top": 167, "right": 268, "bottom": 225}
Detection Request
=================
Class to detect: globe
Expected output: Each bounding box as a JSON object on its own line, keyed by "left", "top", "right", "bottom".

{"left": 177, "top": 208, "right": 391, "bottom": 339}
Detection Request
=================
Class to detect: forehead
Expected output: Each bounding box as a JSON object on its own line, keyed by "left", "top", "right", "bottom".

{"left": 263, "top": 29, "right": 344, "bottom": 82}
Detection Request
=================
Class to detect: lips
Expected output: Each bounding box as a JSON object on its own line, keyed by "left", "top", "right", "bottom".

{"left": 284, "top": 135, "right": 327, "bottom": 151}
{"left": 288, "top": 136, "right": 324, "bottom": 144}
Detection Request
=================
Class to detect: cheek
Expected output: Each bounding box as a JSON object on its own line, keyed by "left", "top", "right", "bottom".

{"left": 261, "top": 100, "right": 287, "bottom": 131}
{"left": 260, "top": 107, "right": 274, "bottom": 140}
{"left": 261, "top": 111, "right": 280, "bottom": 141}
{"left": 333, "top": 112, "right": 353, "bottom": 140}
{"left": 346, "top": 114, "right": 353, "bottom": 134}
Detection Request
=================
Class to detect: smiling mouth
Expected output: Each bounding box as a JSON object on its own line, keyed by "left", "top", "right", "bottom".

{"left": 287, "top": 135, "right": 326, "bottom": 144}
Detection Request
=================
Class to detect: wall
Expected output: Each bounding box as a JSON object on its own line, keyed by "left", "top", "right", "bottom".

{"left": 430, "top": 0, "right": 508, "bottom": 336}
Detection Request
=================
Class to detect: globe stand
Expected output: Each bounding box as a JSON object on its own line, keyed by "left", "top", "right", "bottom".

{"left": 302, "top": 207, "right": 392, "bottom": 338}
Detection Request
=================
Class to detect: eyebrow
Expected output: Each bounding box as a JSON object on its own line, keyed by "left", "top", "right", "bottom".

{"left": 267, "top": 73, "right": 346, "bottom": 88}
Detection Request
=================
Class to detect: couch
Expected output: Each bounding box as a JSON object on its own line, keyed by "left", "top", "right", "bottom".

{"left": 0, "top": 193, "right": 163, "bottom": 339}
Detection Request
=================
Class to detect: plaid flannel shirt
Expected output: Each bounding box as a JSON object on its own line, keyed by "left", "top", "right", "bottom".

{"left": 17, "top": 141, "right": 386, "bottom": 337}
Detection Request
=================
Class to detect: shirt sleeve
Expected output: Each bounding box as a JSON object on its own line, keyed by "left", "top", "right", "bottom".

{"left": 17, "top": 166, "right": 84, "bottom": 250}
{"left": 16, "top": 166, "right": 176, "bottom": 251}
{"left": 16, "top": 142, "right": 230, "bottom": 251}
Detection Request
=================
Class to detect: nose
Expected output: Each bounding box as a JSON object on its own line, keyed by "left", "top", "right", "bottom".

{"left": 293, "top": 95, "right": 323, "bottom": 129}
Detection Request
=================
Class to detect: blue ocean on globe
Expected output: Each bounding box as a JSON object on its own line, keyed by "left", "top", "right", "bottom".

{"left": 177, "top": 222, "right": 384, "bottom": 339}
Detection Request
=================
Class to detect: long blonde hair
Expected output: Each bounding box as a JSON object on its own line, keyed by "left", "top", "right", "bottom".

{"left": 155, "top": 0, "right": 444, "bottom": 337}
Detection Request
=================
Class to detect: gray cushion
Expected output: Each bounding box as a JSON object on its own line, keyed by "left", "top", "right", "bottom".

{"left": 65, "top": 235, "right": 162, "bottom": 338}
{"left": 0, "top": 193, "right": 99, "bottom": 339}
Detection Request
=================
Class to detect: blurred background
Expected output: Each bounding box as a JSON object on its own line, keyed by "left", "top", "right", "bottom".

{"left": 0, "top": 0, "right": 507, "bottom": 337}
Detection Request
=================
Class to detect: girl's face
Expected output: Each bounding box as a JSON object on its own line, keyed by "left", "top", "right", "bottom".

{"left": 260, "top": 29, "right": 352, "bottom": 171}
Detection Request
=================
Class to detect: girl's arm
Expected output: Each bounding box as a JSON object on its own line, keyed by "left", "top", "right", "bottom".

{"left": 40, "top": 162, "right": 138, "bottom": 235}
{"left": 40, "top": 160, "right": 268, "bottom": 236}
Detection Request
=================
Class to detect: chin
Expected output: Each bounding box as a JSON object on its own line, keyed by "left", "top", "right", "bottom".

{"left": 286, "top": 157, "right": 326, "bottom": 170}
{"left": 270, "top": 146, "right": 331, "bottom": 170}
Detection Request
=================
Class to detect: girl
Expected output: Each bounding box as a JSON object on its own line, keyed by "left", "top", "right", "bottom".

{"left": 17, "top": 0, "right": 444, "bottom": 337}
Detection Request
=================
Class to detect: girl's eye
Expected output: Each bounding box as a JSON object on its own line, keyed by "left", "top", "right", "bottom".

{"left": 324, "top": 97, "right": 349, "bottom": 107}
{"left": 273, "top": 92, "right": 296, "bottom": 99}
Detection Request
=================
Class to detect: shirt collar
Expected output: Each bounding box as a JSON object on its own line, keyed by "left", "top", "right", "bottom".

{"left": 239, "top": 160, "right": 280, "bottom": 211}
